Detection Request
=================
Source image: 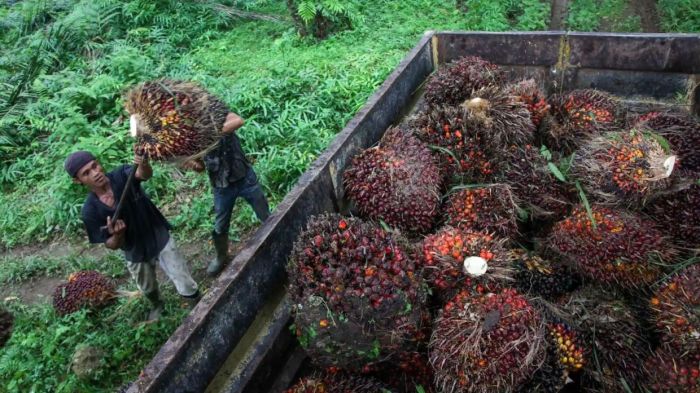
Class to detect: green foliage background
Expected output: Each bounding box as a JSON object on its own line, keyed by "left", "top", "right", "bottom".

{"left": 0, "top": 0, "right": 697, "bottom": 392}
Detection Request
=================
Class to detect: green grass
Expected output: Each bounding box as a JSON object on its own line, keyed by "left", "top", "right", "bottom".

{"left": 1, "top": 292, "right": 189, "bottom": 393}
{"left": 566, "top": 0, "right": 641, "bottom": 32}
{"left": 658, "top": 0, "right": 700, "bottom": 32}
{"left": 0, "top": 252, "right": 125, "bottom": 285}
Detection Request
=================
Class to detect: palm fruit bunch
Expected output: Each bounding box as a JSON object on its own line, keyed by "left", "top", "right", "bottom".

{"left": 560, "top": 286, "right": 649, "bottom": 392}
{"left": 0, "top": 306, "right": 13, "bottom": 348}
{"left": 501, "top": 144, "right": 573, "bottom": 220}
{"left": 506, "top": 78, "right": 550, "bottom": 129}
{"left": 424, "top": 56, "right": 504, "bottom": 107}
{"left": 633, "top": 111, "right": 700, "bottom": 173}
{"left": 459, "top": 86, "right": 536, "bottom": 149}
{"left": 411, "top": 104, "right": 496, "bottom": 182}
{"left": 569, "top": 129, "right": 677, "bottom": 206}
{"left": 509, "top": 248, "right": 581, "bottom": 300}
{"left": 650, "top": 264, "right": 700, "bottom": 356}
{"left": 412, "top": 86, "right": 535, "bottom": 184}
{"left": 343, "top": 128, "right": 442, "bottom": 234}
{"left": 430, "top": 288, "right": 546, "bottom": 393}
{"left": 285, "top": 371, "right": 392, "bottom": 393}
{"left": 643, "top": 348, "right": 700, "bottom": 392}
{"left": 418, "top": 227, "right": 513, "bottom": 302}
{"left": 645, "top": 183, "right": 700, "bottom": 250}
{"left": 125, "top": 79, "right": 229, "bottom": 161}
{"left": 547, "top": 205, "right": 674, "bottom": 289}
{"left": 517, "top": 322, "right": 586, "bottom": 393}
{"left": 287, "top": 214, "right": 429, "bottom": 371}
{"left": 52, "top": 270, "right": 116, "bottom": 316}
{"left": 442, "top": 184, "right": 519, "bottom": 239}
{"left": 545, "top": 89, "right": 626, "bottom": 154}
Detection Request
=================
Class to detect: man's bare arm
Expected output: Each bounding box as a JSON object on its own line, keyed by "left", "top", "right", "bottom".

{"left": 222, "top": 112, "right": 245, "bottom": 134}
{"left": 134, "top": 154, "right": 152, "bottom": 181}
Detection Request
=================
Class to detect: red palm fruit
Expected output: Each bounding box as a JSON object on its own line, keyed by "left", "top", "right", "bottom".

{"left": 570, "top": 129, "right": 677, "bottom": 206}
{"left": 52, "top": 270, "right": 116, "bottom": 316}
{"left": 650, "top": 264, "right": 700, "bottom": 356}
{"left": 633, "top": 111, "right": 700, "bottom": 173}
{"left": 343, "top": 128, "right": 442, "bottom": 234}
{"left": 547, "top": 206, "right": 676, "bottom": 290}
{"left": 0, "top": 307, "right": 13, "bottom": 348}
{"left": 442, "top": 184, "right": 519, "bottom": 239}
{"left": 424, "top": 56, "right": 504, "bottom": 107}
{"left": 430, "top": 288, "right": 546, "bottom": 393}
{"left": 560, "top": 286, "right": 650, "bottom": 393}
{"left": 418, "top": 227, "right": 513, "bottom": 302}
{"left": 411, "top": 104, "right": 495, "bottom": 183}
{"left": 506, "top": 79, "right": 550, "bottom": 128}
{"left": 126, "top": 79, "right": 229, "bottom": 161}
{"left": 643, "top": 348, "right": 700, "bottom": 393}
{"left": 285, "top": 371, "right": 391, "bottom": 393}
{"left": 545, "top": 89, "right": 626, "bottom": 154}
{"left": 287, "top": 214, "right": 429, "bottom": 372}
{"left": 645, "top": 183, "right": 700, "bottom": 250}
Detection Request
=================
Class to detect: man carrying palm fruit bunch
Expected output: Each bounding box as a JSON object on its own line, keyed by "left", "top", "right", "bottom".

{"left": 182, "top": 112, "right": 271, "bottom": 276}
{"left": 65, "top": 151, "right": 200, "bottom": 321}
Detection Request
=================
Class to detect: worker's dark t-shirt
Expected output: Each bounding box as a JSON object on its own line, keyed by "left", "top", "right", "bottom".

{"left": 81, "top": 164, "right": 170, "bottom": 263}
{"left": 203, "top": 133, "right": 250, "bottom": 188}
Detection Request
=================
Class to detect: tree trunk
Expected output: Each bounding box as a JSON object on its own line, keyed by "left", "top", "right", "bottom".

{"left": 456, "top": 0, "right": 468, "bottom": 13}
{"left": 286, "top": 0, "right": 308, "bottom": 36}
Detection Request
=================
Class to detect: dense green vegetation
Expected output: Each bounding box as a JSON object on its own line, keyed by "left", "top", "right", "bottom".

{"left": 0, "top": 0, "right": 697, "bottom": 392}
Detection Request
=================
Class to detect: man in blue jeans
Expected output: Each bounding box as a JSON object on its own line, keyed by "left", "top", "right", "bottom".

{"left": 183, "top": 112, "right": 270, "bottom": 276}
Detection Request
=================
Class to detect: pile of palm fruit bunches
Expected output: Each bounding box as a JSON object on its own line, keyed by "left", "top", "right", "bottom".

{"left": 285, "top": 56, "right": 700, "bottom": 393}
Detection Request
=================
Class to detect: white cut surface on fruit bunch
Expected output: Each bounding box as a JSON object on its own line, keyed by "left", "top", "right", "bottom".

{"left": 129, "top": 115, "right": 139, "bottom": 138}
{"left": 463, "top": 256, "right": 488, "bottom": 277}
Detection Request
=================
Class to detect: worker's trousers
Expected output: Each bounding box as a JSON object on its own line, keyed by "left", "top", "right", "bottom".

{"left": 125, "top": 237, "right": 198, "bottom": 297}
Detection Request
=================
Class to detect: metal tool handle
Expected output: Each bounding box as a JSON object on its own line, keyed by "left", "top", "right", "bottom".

{"left": 112, "top": 163, "right": 139, "bottom": 223}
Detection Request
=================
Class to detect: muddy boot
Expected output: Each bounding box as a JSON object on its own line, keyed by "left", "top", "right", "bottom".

{"left": 207, "top": 231, "right": 230, "bottom": 276}
{"left": 144, "top": 290, "right": 163, "bottom": 321}
{"left": 181, "top": 290, "right": 201, "bottom": 310}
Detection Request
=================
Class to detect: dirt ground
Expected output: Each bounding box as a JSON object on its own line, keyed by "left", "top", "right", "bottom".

{"left": 1, "top": 229, "right": 255, "bottom": 307}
